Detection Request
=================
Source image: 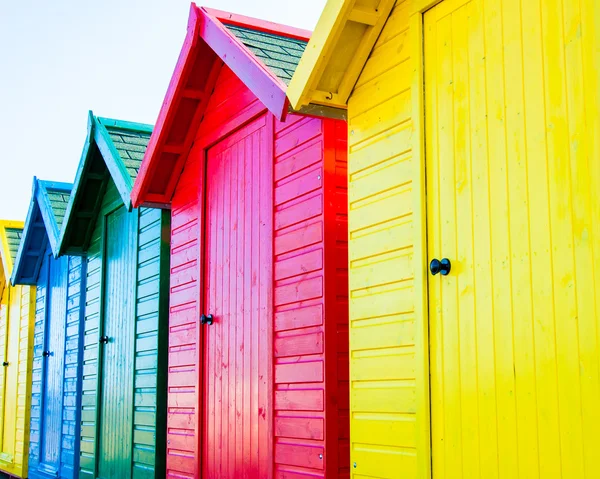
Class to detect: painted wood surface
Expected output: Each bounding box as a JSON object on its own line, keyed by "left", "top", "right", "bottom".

{"left": 201, "top": 116, "right": 272, "bottom": 478}
{"left": 425, "top": 0, "right": 600, "bottom": 477}
{"left": 0, "top": 222, "right": 35, "bottom": 479}
{"left": 290, "top": 0, "right": 600, "bottom": 477}
{"left": 36, "top": 252, "right": 67, "bottom": 476}
{"left": 345, "top": 2, "right": 420, "bottom": 477}
{"left": 11, "top": 179, "right": 85, "bottom": 479}
{"left": 78, "top": 179, "right": 170, "bottom": 479}
{"left": 162, "top": 59, "right": 349, "bottom": 478}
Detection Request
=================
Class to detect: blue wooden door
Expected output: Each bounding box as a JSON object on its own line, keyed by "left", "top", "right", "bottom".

{"left": 38, "top": 252, "right": 67, "bottom": 475}
{"left": 97, "top": 206, "right": 136, "bottom": 479}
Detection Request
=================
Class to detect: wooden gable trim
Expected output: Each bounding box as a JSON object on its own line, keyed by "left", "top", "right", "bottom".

{"left": 11, "top": 179, "right": 47, "bottom": 285}
{"left": 131, "top": 3, "right": 204, "bottom": 209}
{"left": 0, "top": 220, "right": 24, "bottom": 281}
{"left": 199, "top": 7, "right": 290, "bottom": 120}
{"left": 37, "top": 180, "right": 72, "bottom": 257}
{"left": 287, "top": 0, "right": 394, "bottom": 114}
{"left": 132, "top": 4, "right": 298, "bottom": 208}
{"left": 205, "top": 7, "right": 311, "bottom": 42}
{"left": 58, "top": 111, "right": 137, "bottom": 256}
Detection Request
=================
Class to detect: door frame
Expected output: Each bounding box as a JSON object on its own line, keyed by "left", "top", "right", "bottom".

{"left": 409, "top": 1, "right": 452, "bottom": 478}
{"left": 92, "top": 202, "right": 139, "bottom": 478}
{"left": 193, "top": 109, "right": 275, "bottom": 478}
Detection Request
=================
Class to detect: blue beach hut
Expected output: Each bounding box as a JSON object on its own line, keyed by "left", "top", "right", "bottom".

{"left": 11, "top": 178, "right": 85, "bottom": 479}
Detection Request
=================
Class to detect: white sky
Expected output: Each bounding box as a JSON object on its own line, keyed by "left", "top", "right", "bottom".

{"left": 0, "top": 0, "right": 325, "bottom": 221}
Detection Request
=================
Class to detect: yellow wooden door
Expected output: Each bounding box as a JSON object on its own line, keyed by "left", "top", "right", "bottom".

{"left": 0, "top": 285, "right": 19, "bottom": 463}
{"left": 425, "top": 0, "right": 600, "bottom": 477}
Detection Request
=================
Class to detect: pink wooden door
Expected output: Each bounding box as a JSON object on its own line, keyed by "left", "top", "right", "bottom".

{"left": 201, "top": 116, "right": 273, "bottom": 478}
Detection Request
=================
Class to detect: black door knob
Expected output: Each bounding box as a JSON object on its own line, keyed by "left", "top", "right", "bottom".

{"left": 430, "top": 258, "right": 451, "bottom": 276}
{"left": 2, "top": 362, "right": 8, "bottom": 367}
{"left": 99, "top": 335, "right": 109, "bottom": 344}
{"left": 42, "top": 351, "right": 51, "bottom": 357}
{"left": 200, "top": 314, "right": 214, "bottom": 326}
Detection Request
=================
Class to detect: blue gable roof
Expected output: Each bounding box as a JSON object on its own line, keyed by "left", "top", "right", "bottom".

{"left": 11, "top": 178, "right": 73, "bottom": 285}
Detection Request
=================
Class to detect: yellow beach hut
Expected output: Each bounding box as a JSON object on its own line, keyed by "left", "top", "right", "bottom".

{"left": 288, "top": 0, "right": 600, "bottom": 477}
{"left": 0, "top": 221, "right": 35, "bottom": 478}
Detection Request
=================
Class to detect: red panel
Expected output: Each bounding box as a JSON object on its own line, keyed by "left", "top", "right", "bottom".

{"left": 202, "top": 117, "right": 273, "bottom": 478}
{"left": 272, "top": 114, "right": 349, "bottom": 479}
{"left": 165, "top": 60, "right": 349, "bottom": 478}
{"left": 166, "top": 148, "right": 202, "bottom": 479}
{"left": 324, "top": 118, "right": 350, "bottom": 478}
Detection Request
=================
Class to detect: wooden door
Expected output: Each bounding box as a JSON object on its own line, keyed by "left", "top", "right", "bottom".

{"left": 201, "top": 116, "right": 272, "bottom": 478}
{"left": 0, "top": 286, "right": 6, "bottom": 454}
{"left": 97, "top": 206, "right": 136, "bottom": 479}
{"left": 425, "top": 0, "right": 600, "bottom": 477}
{"left": 38, "top": 253, "right": 67, "bottom": 475}
{"left": 0, "top": 285, "right": 20, "bottom": 462}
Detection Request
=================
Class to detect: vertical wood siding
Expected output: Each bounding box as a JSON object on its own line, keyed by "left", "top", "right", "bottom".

{"left": 31, "top": 254, "right": 85, "bottom": 479}
{"left": 98, "top": 205, "right": 136, "bottom": 478}
{"left": 0, "top": 287, "right": 7, "bottom": 460}
{"left": 424, "top": 0, "right": 600, "bottom": 477}
{"left": 202, "top": 118, "right": 272, "bottom": 478}
{"left": 346, "top": 0, "right": 417, "bottom": 477}
{"left": 29, "top": 251, "right": 76, "bottom": 479}
{"left": 29, "top": 256, "right": 48, "bottom": 471}
{"left": 0, "top": 281, "right": 35, "bottom": 477}
{"left": 79, "top": 179, "right": 168, "bottom": 479}
{"left": 166, "top": 65, "right": 263, "bottom": 479}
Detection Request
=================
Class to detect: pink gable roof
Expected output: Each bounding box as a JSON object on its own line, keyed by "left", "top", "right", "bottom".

{"left": 131, "top": 4, "right": 311, "bottom": 208}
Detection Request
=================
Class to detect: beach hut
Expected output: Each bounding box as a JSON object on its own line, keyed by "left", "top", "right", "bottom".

{"left": 131, "top": 6, "right": 349, "bottom": 478}
{"left": 11, "top": 178, "right": 84, "bottom": 479}
{"left": 288, "top": 0, "right": 600, "bottom": 477}
{"left": 0, "top": 220, "right": 35, "bottom": 478}
{"left": 57, "top": 112, "right": 170, "bottom": 479}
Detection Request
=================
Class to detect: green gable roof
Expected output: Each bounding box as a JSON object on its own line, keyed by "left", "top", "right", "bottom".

{"left": 5, "top": 227, "right": 22, "bottom": 264}
{"left": 225, "top": 24, "right": 308, "bottom": 85}
{"left": 57, "top": 113, "right": 153, "bottom": 256}
{"left": 104, "top": 124, "right": 151, "bottom": 184}
{"left": 46, "top": 186, "right": 71, "bottom": 231}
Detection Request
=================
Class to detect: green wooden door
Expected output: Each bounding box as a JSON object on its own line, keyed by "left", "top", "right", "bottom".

{"left": 97, "top": 205, "right": 136, "bottom": 479}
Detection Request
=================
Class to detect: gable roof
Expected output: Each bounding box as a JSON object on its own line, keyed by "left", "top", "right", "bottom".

{"left": 0, "top": 220, "right": 24, "bottom": 294}
{"left": 287, "top": 0, "right": 395, "bottom": 116}
{"left": 11, "top": 179, "right": 73, "bottom": 285}
{"left": 57, "top": 111, "right": 152, "bottom": 256}
{"left": 131, "top": 4, "right": 325, "bottom": 209}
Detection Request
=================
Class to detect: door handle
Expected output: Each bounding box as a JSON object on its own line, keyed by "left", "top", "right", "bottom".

{"left": 430, "top": 258, "right": 451, "bottom": 276}
{"left": 42, "top": 351, "right": 51, "bottom": 357}
{"left": 200, "top": 314, "right": 214, "bottom": 326}
{"left": 2, "top": 362, "right": 8, "bottom": 367}
{"left": 99, "top": 335, "right": 109, "bottom": 344}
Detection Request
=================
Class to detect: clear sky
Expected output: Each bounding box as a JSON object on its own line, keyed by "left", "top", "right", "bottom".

{"left": 0, "top": 0, "right": 324, "bottom": 221}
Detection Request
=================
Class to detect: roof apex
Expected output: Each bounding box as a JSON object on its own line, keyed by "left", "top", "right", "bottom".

{"left": 132, "top": 4, "right": 312, "bottom": 208}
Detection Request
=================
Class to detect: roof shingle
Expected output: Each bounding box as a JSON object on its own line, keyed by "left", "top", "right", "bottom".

{"left": 225, "top": 24, "right": 308, "bottom": 85}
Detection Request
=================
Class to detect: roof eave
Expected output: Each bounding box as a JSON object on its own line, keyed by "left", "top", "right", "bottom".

{"left": 131, "top": 3, "right": 204, "bottom": 209}
{"left": 288, "top": 0, "right": 394, "bottom": 114}
{"left": 57, "top": 111, "right": 96, "bottom": 257}
{"left": 10, "top": 180, "right": 40, "bottom": 286}
{"left": 132, "top": 4, "right": 295, "bottom": 208}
